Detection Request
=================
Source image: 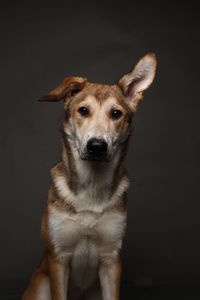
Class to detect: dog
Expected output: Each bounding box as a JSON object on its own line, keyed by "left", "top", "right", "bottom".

{"left": 23, "top": 53, "right": 157, "bottom": 300}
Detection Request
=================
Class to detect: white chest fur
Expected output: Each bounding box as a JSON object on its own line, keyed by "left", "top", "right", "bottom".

{"left": 48, "top": 207, "right": 126, "bottom": 253}
{"left": 48, "top": 206, "right": 126, "bottom": 289}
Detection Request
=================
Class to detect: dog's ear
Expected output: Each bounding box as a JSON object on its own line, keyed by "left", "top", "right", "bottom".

{"left": 117, "top": 53, "right": 157, "bottom": 111}
{"left": 38, "top": 76, "right": 87, "bottom": 102}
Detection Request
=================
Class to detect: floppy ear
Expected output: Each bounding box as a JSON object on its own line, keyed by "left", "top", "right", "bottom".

{"left": 117, "top": 53, "right": 157, "bottom": 111}
{"left": 38, "top": 76, "right": 87, "bottom": 102}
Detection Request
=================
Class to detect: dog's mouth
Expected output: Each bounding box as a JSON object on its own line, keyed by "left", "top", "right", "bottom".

{"left": 80, "top": 153, "right": 111, "bottom": 162}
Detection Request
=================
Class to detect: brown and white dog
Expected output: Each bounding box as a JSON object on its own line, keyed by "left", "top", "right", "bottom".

{"left": 23, "top": 53, "right": 157, "bottom": 300}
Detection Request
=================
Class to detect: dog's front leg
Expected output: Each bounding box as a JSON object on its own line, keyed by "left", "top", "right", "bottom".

{"left": 48, "top": 254, "right": 69, "bottom": 300}
{"left": 99, "top": 256, "right": 122, "bottom": 300}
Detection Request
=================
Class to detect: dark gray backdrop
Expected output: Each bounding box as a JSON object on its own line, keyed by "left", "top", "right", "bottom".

{"left": 0, "top": 0, "right": 200, "bottom": 297}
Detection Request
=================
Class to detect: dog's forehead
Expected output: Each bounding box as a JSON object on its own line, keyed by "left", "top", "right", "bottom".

{"left": 90, "top": 83, "right": 121, "bottom": 101}
{"left": 76, "top": 82, "right": 124, "bottom": 104}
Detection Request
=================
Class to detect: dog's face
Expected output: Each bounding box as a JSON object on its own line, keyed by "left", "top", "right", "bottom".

{"left": 39, "top": 53, "right": 157, "bottom": 162}
{"left": 64, "top": 83, "right": 133, "bottom": 161}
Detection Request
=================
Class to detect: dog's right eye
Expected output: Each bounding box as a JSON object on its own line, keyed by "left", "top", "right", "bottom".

{"left": 78, "top": 106, "right": 89, "bottom": 117}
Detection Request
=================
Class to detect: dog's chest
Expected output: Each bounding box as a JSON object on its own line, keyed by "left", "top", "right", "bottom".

{"left": 48, "top": 205, "right": 126, "bottom": 289}
{"left": 48, "top": 206, "right": 126, "bottom": 256}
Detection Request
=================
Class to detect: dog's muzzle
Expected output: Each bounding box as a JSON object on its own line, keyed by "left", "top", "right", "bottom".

{"left": 86, "top": 138, "right": 108, "bottom": 161}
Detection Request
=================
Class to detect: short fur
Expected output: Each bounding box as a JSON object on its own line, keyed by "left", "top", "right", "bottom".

{"left": 23, "top": 53, "right": 157, "bottom": 300}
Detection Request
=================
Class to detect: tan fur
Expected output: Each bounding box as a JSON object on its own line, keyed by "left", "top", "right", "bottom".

{"left": 23, "top": 53, "right": 157, "bottom": 300}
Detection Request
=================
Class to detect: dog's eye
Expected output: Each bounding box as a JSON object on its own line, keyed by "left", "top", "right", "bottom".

{"left": 110, "top": 109, "right": 123, "bottom": 120}
{"left": 78, "top": 106, "right": 89, "bottom": 117}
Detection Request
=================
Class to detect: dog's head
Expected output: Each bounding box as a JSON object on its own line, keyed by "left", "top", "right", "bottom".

{"left": 39, "top": 53, "right": 157, "bottom": 162}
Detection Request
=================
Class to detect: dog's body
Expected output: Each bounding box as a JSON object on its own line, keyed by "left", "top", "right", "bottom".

{"left": 23, "top": 54, "right": 157, "bottom": 300}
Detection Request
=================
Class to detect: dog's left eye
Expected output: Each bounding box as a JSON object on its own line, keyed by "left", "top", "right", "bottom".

{"left": 110, "top": 109, "right": 123, "bottom": 120}
{"left": 78, "top": 106, "right": 89, "bottom": 117}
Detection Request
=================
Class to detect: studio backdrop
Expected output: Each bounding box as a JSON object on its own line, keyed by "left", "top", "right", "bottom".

{"left": 0, "top": 0, "right": 200, "bottom": 297}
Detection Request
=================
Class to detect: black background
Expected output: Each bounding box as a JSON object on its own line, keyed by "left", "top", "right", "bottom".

{"left": 0, "top": 0, "right": 200, "bottom": 298}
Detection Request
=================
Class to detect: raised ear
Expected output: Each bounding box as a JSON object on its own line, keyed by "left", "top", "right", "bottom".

{"left": 117, "top": 53, "right": 157, "bottom": 111}
{"left": 38, "top": 76, "right": 87, "bottom": 102}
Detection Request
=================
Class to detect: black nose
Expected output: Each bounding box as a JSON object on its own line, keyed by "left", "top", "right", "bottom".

{"left": 87, "top": 138, "right": 107, "bottom": 156}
